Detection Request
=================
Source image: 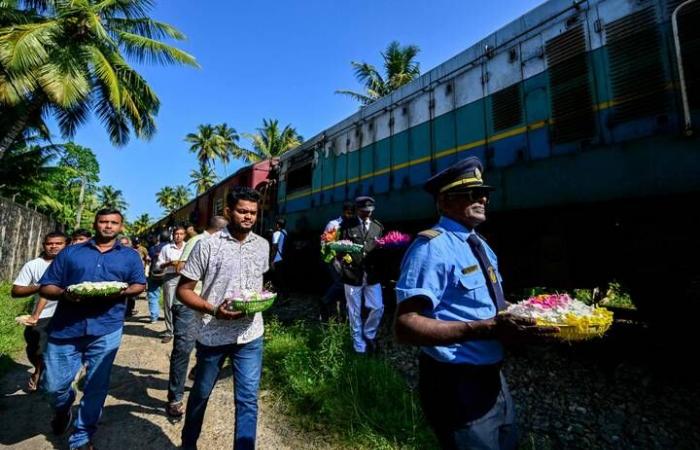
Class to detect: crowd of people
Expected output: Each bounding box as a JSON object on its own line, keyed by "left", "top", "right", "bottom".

{"left": 10, "top": 156, "right": 557, "bottom": 450}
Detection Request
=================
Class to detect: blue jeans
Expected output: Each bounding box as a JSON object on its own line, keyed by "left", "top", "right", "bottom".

{"left": 42, "top": 328, "right": 123, "bottom": 448}
{"left": 168, "top": 303, "right": 196, "bottom": 403}
{"left": 147, "top": 280, "right": 162, "bottom": 321}
{"left": 181, "top": 337, "right": 263, "bottom": 450}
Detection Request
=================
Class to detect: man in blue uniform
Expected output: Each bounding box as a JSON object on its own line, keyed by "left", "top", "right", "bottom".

{"left": 395, "top": 157, "right": 557, "bottom": 450}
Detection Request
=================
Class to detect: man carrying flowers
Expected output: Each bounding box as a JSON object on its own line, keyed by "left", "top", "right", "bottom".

{"left": 395, "top": 157, "right": 557, "bottom": 450}
{"left": 176, "top": 187, "right": 269, "bottom": 450}
{"left": 339, "top": 196, "right": 384, "bottom": 354}
{"left": 38, "top": 208, "right": 147, "bottom": 450}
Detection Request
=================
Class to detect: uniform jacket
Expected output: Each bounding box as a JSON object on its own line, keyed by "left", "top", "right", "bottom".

{"left": 338, "top": 216, "right": 384, "bottom": 286}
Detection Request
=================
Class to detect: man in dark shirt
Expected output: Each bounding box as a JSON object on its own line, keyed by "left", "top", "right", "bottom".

{"left": 39, "top": 208, "right": 146, "bottom": 450}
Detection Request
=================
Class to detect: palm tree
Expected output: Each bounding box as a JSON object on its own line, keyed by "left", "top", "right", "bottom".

{"left": 98, "top": 185, "right": 128, "bottom": 212}
{"left": 172, "top": 185, "right": 191, "bottom": 209}
{"left": 189, "top": 164, "right": 218, "bottom": 195}
{"left": 242, "top": 119, "right": 303, "bottom": 163}
{"left": 131, "top": 213, "right": 152, "bottom": 236}
{"left": 336, "top": 41, "right": 421, "bottom": 106}
{"left": 214, "top": 122, "right": 242, "bottom": 175}
{"left": 0, "top": 0, "right": 199, "bottom": 159}
{"left": 156, "top": 186, "right": 175, "bottom": 213}
{"left": 185, "top": 124, "right": 225, "bottom": 169}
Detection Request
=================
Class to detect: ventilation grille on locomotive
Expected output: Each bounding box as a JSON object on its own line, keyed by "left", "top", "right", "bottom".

{"left": 492, "top": 84, "right": 523, "bottom": 132}
{"left": 606, "top": 7, "right": 669, "bottom": 124}
{"left": 545, "top": 24, "right": 596, "bottom": 144}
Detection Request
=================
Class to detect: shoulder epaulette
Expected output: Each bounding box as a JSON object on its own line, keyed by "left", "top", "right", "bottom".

{"left": 417, "top": 229, "right": 442, "bottom": 239}
{"left": 372, "top": 219, "right": 383, "bottom": 227}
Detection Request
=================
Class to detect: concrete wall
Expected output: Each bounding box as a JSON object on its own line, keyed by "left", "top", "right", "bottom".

{"left": 0, "top": 197, "right": 58, "bottom": 282}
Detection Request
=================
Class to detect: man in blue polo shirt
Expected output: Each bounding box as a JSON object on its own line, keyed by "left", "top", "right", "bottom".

{"left": 39, "top": 208, "right": 146, "bottom": 450}
{"left": 395, "top": 157, "right": 557, "bottom": 450}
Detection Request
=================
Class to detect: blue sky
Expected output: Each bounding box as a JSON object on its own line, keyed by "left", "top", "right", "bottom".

{"left": 67, "top": 0, "right": 544, "bottom": 222}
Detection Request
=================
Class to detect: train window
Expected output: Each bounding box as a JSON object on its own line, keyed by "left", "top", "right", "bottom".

{"left": 286, "top": 163, "right": 312, "bottom": 192}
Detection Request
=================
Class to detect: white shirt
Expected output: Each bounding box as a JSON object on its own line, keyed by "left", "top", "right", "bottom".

{"left": 324, "top": 216, "right": 343, "bottom": 233}
{"left": 180, "top": 228, "right": 270, "bottom": 346}
{"left": 157, "top": 242, "right": 185, "bottom": 274}
{"left": 272, "top": 229, "right": 286, "bottom": 263}
{"left": 13, "top": 257, "right": 55, "bottom": 319}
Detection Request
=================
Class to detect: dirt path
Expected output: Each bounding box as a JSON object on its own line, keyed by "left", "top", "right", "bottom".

{"left": 0, "top": 298, "right": 334, "bottom": 449}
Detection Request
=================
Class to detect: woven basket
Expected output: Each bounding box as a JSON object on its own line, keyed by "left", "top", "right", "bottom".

{"left": 550, "top": 323, "right": 611, "bottom": 341}
{"left": 227, "top": 296, "right": 276, "bottom": 314}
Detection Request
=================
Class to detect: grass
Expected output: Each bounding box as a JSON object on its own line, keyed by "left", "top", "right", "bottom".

{"left": 0, "top": 282, "right": 32, "bottom": 378}
{"left": 263, "top": 320, "right": 438, "bottom": 449}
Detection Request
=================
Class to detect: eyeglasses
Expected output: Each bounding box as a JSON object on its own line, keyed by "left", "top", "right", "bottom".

{"left": 445, "top": 188, "right": 491, "bottom": 203}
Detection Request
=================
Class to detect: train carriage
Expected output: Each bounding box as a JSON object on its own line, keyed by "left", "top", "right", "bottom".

{"left": 276, "top": 0, "right": 700, "bottom": 317}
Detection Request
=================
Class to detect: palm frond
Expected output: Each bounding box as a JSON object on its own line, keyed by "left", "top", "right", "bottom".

{"left": 88, "top": 46, "right": 121, "bottom": 106}
{"left": 116, "top": 31, "right": 198, "bottom": 67}
{"left": 0, "top": 21, "right": 58, "bottom": 71}
{"left": 104, "top": 17, "right": 185, "bottom": 40}
{"left": 335, "top": 89, "right": 374, "bottom": 105}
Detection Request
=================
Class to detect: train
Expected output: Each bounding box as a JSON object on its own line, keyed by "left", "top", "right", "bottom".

{"left": 154, "top": 0, "right": 700, "bottom": 322}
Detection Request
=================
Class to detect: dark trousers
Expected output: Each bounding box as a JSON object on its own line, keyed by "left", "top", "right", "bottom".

{"left": 320, "top": 261, "right": 346, "bottom": 321}
{"left": 271, "top": 261, "right": 288, "bottom": 298}
{"left": 167, "top": 303, "right": 196, "bottom": 403}
{"left": 24, "top": 317, "right": 50, "bottom": 367}
{"left": 125, "top": 296, "right": 136, "bottom": 316}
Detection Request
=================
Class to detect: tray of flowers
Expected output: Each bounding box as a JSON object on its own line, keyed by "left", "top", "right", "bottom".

{"left": 66, "top": 281, "right": 128, "bottom": 299}
{"left": 505, "top": 293, "right": 613, "bottom": 341}
{"left": 225, "top": 290, "right": 277, "bottom": 314}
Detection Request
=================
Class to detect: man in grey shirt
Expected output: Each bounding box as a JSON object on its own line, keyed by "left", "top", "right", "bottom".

{"left": 176, "top": 187, "right": 269, "bottom": 450}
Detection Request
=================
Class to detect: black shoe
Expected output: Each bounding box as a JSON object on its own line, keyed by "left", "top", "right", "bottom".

{"left": 161, "top": 334, "right": 173, "bottom": 344}
{"left": 51, "top": 408, "right": 73, "bottom": 436}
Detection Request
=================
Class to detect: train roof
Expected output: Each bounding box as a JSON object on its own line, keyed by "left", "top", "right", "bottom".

{"left": 281, "top": 0, "right": 590, "bottom": 162}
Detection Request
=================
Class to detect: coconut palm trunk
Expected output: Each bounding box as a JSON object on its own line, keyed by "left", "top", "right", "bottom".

{"left": 75, "top": 177, "right": 86, "bottom": 228}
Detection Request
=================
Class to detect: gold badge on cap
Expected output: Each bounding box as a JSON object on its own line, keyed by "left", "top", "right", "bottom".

{"left": 474, "top": 168, "right": 482, "bottom": 181}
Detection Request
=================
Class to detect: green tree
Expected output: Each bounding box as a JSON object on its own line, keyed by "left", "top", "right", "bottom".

{"left": 98, "top": 185, "right": 128, "bottom": 212}
{"left": 131, "top": 212, "right": 152, "bottom": 236}
{"left": 59, "top": 142, "right": 100, "bottom": 227}
{"left": 185, "top": 124, "right": 225, "bottom": 169}
{"left": 156, "top": 186, "right": 175, "bottom": 213}
{"left": 336, "top": 41, "right": 421, "bottom": 105}
{"left": 189, "top": 164, "right": 218, "bottom": 195}
{"left": 172, "top": 185, "right": 190, "bottom": 209}
{"left": 242, "top": 118, "right": 303, "bottom": 163}
{"left": 0, "top": 0, "right": 199, "bottom": 159}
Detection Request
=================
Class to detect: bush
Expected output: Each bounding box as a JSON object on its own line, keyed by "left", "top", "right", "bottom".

{"left": 263, "top": 320, "right": 437, "bottom": 449}
{"left": 0, "top": 282, "right": 32, "bottom": 377}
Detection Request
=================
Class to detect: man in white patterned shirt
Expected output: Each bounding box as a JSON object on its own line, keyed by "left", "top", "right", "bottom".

{"left": 176, "top": 187, "right": 269, "bottom": 450}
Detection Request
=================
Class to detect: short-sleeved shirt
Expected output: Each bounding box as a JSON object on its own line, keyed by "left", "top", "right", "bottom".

{"left": 148, "top": 242, "right": 166, "bottom": 262}
{"left": 271, "top": 229, "right": 286, "bottom": 264}
{"left": 14, "top": 257, "right": 55, "bottom": 319}
{"left": 157, "top": 242, "right": 185, "bottom": 275}
{"left": 180, "top": 228, "right": 270, "bottom": 346}
{"left": 179, "top": 231, "right": 209, "bottom": 262}
{"left": 395, "top": 216, "right": 503, "bottom": 365}
{"left": 39, "top": 240, "right": 147, "bottom": 339}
